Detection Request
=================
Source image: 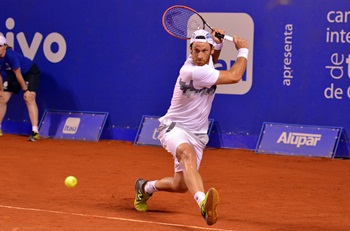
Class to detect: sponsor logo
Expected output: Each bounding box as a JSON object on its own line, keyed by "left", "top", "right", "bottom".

{"left": 62, "top": 118, "right": 81, "bottom": 134}
{"left": 1, "top": 17, "right": 67, "bottom": 63}
{"left": 277, "top": 132, "right": 322, "bottom": 148}
{"left": 152, "top": 128, "right": 159, "bottom": 140}
{"left": 136, "top": 190, "right": 143, "bottom": 201}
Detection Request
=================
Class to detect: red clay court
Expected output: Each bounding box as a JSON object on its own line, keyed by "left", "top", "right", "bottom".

{"left": 1, "top": 134, "right": 349, "bottom": 231}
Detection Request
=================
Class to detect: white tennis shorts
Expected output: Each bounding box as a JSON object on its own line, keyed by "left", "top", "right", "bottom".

{"left": 158, "top": 122, "right": 209, "bottom": 172}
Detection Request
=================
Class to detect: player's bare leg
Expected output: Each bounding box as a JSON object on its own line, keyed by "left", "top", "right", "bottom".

{"left": 175, "top": 143, "right": 219, "bottom": 225}
{"left": 134, "top": 143, "right": 219, "bottom": 225}
{"left": 154, "top": 174, "right": 188, "bottom": 193}
{"left": 153, "top": 143, "right": 203, "bottom": 193}
{"left": 175, "top": 143, "right": 204, "bottom": 194}
{"left": 155, "top": 143, "right": 219, "bottom": 225}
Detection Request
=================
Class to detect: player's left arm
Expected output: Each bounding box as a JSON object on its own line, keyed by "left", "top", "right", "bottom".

{"left": 212, "top": 48, "right": 221, "bottom": 65}
{"left": 215, "top": 36, "right": 249, "bottom": 85}
{"left": 211, "top": 28, "right": 224, "bottom": 64}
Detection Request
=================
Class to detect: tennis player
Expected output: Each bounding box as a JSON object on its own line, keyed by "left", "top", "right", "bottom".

{"left": 0, "top": 35, "right": 40, "bottom": 141}
{"left": 134, "top": 29, "right": 249, "bottom": 225}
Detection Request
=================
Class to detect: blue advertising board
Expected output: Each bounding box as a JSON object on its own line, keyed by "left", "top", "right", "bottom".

{"left": 256, "top": 123, "right": 343, "bottom": 158}
{"left": 39, "top": 110, "right": 108, "bottom": 142}
{"left": 0, "top": 0, "right": 349, "bottom": 155}
{"left": 134, "top": 116, "right": 162, "bottom": 146}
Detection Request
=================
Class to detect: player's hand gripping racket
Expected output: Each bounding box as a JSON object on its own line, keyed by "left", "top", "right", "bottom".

{"left": 162, "top": 5, "right": 234, "bottom": 42}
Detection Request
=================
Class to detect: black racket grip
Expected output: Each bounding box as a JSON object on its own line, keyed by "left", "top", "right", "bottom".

{"left": 215, "top": 32, "right": 225, "bottom": 39}
{"left": 215, "top": 32, "right": 233, "bottom": 42}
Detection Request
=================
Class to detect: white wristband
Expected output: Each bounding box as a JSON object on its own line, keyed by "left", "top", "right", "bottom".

{"left": 214, "top": 42, "right": 223, "bottom": 50}
{"left": 237, "top": 48, "right": 249, "bottom": 59}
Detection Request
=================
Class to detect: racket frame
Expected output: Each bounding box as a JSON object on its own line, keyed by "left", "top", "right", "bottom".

{"left": 162, "top": 5, "right": 233, "bottom": 42}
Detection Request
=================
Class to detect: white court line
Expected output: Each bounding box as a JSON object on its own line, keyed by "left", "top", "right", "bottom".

{"left": 0, "top": 204, "right": 236, "bottom": 231}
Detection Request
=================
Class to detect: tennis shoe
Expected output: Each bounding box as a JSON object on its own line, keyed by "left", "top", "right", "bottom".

{"left": 200, "top": 188, "right": 220, "bottom": 225}
{"left": 134, "top": 178, "right": 152, "bottom": 212}
{"left": 28, "top": 131, "right": 40, "bottom": 142}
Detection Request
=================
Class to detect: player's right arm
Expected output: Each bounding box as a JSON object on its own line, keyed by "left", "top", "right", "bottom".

{"left": 215, "top": 36, "right": 249, "bottom": 85}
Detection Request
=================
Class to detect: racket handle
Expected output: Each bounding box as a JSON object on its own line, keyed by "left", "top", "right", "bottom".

{"left": 224, "top": 34, "right": 233, "bottom": 42}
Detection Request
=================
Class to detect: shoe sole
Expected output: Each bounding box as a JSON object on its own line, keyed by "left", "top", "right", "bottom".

{"left": 205, "top": 188, "right": 220, "bottom": 225}
{"left": 28, "top": 138, "right": 39, "bottom": 142}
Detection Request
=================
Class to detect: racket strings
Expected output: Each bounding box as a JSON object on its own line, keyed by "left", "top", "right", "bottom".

{"left": 163, "top": 8, "right": 203, "bottom": 39}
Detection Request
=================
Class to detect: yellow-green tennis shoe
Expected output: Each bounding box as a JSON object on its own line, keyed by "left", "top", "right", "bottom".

{"left": 134, "top": 178, "right": 152, "bottom": 212}
{"left": 28, "top": 131, "right": 40, "bottom": 142}
{"left": 200, "top": 188, "right": 220, "bottom": 225}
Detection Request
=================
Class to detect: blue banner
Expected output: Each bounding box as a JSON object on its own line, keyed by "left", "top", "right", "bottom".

{"left": 1, "top": 0, "right": 349, "bottom": 152}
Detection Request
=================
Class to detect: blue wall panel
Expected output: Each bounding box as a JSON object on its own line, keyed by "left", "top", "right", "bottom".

{"left": 1, "top": 0, "right": 349, "bottom": 150}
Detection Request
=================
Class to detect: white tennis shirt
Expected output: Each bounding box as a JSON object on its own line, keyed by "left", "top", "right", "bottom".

{"left": 159, "top": 55, "right": 220, "bottom": 134}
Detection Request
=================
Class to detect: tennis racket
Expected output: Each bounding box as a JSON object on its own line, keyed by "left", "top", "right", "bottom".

{"left": 162, "top": 5, "right": 233, "bottom": 42}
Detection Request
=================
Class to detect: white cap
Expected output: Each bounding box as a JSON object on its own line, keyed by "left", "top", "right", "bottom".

{"left": 0, "top": 35, "right": 6, "bottom": 45}
{"left": 190, "top": 29, "right": 214, "bottom": 45}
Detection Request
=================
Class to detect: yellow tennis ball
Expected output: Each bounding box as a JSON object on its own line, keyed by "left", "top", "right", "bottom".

{"left": 65, "top": 176, "right": 78, "bottom": 188}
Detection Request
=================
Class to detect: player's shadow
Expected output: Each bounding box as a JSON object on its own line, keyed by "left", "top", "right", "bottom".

{"left": 103, "top": 203, "right": 177, "bottom": 214}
